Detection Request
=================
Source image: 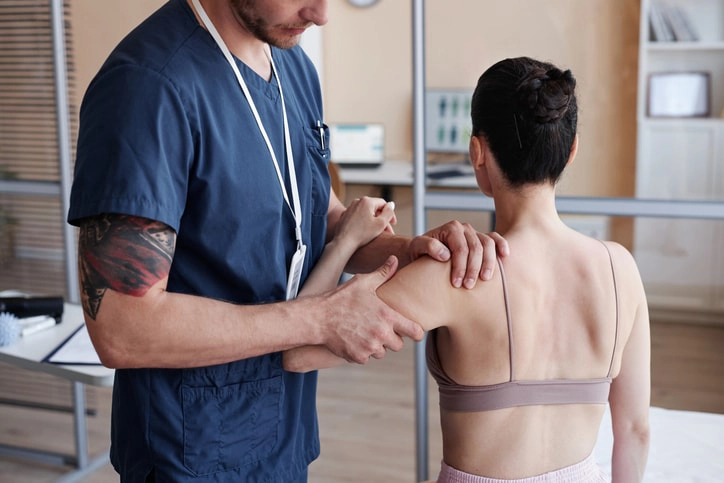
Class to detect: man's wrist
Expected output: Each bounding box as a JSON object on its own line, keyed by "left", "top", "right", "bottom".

{"left": 345, "top": 233, "right": 413, "bottom": 273}
{"left": 392, "top": 235, "right": 415, "bottom": 267}
{"left": 287, "top": 294, "right": 328, "bottom": 346}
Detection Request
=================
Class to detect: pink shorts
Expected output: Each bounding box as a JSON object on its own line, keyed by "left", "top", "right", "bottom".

{"left": 437, "top": 453, "right": 608, "bottom": 483}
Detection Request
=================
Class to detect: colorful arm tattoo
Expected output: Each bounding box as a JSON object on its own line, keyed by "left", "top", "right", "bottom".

{"left": 78, "top": 214, "right": 175, "bottom": 319}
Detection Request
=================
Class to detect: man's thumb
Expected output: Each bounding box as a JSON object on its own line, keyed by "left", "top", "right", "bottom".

{"left": 374, "top": 255, "right": 399, "bottom": 286}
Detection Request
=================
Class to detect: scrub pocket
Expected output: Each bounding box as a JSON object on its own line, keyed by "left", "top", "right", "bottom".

{"left": 181, "top": 375, "right": 283, "bottom": 476}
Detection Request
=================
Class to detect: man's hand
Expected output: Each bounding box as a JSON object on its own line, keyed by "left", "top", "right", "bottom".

{"left": 320, "top": 256, "right": 424, "bottom": 364}
{"left": 409, "top": 221, "right": 509, "bottom": 289}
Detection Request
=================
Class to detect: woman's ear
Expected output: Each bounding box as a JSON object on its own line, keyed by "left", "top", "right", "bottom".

{"left": 469, "top": 135, "right": 485, "bottom": 170}
{"left": 567, "top": 134, "right": 579, "bottom": 166}
{"left": 470, "top": 135, "right": 494, "bottom": 197}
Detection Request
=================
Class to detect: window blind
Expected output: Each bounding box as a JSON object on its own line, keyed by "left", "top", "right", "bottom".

{"left": 0, "top": 0, "right": 76, "bottom": 297}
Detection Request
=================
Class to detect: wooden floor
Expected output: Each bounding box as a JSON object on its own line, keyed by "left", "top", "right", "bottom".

{"left": 0, "top": 320, "right": 722, "bottom": 482}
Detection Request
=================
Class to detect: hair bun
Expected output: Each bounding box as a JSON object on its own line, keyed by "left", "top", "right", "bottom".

{"left": 517, "top": 68, "right": 575, "bottom": 123}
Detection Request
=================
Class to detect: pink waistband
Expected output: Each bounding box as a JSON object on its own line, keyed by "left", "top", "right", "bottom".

{"left": 437, "top": 453, "right": 608, "bottom": 483}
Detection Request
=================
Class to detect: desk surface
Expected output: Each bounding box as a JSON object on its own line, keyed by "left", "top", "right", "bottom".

{"left": 338, "top": 159, "right": 479, "bottom": 189}
{"left": 0, "top": 303, "right": 114, "bottom": 387}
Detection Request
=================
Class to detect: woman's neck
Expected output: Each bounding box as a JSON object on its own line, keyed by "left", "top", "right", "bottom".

{"left": 491, "top": 184, "right": 564, "bottom": 237}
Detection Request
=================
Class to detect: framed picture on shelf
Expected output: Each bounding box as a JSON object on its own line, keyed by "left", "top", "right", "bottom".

{"left": 647, "top": 72, "right": 710, "bottom": 118}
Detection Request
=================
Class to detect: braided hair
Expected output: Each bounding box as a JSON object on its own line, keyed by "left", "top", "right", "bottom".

{"left": 471, "top": 57, "right": 578, "bottom": 187}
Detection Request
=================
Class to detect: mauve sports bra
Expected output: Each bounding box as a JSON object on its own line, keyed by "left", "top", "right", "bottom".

{"left": 426, "top": 242, "right": 619, "bottom": 412}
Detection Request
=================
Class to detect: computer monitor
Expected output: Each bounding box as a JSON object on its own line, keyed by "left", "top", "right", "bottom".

{"left": 329, "top": 123, "right": 384, "bottom": 167}
{"left": 425, "top": 89, "right": 473, "bottom": 155}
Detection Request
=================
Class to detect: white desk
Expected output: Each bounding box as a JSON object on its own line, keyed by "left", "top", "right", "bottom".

{"left": 338, "top": 159, "right": 479, "bottom": 190}
{"left": 0, "top": 303, "right": 114, "bottom": 482}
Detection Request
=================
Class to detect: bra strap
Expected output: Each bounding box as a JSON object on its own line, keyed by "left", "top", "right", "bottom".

{"left": 599, "top": 241, "right": 620, "bottom": 378}
{"left": 498, "top": 257, "right": 514, "bottom": 382}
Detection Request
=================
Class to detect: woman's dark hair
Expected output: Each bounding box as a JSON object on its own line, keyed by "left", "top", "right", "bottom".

{"left": 470, "top": 56, "right": 578, "bottom": 187}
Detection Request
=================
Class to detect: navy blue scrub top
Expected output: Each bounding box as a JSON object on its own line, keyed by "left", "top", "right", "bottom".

{"left": 68, "top": 0, "right": 330, "bottom": 480}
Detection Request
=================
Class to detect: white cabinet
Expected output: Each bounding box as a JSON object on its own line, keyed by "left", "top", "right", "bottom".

{"left": 634, "top": 0, "right": 724, "bottom": 316}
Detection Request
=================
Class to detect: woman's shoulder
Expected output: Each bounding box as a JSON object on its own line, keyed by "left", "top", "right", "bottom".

{"left": 598, "top": 240, "right": 641, "bottom": 280}
{"left": 395, "top": 255, "right": 503, "bottom": 299}
{"left": 596, "top": 240, "right": 647, "bottom": 317}
{"left": 378, "top": 255, "right": 502, "bottom": 332}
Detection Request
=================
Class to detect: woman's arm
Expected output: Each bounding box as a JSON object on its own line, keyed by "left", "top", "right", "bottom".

{"left": 300, "top": 197, "right": 395, "bottom": 296}
{"left": 284, "top": 254, "right": 460, "bottom": 372}
{"left": 283, "top": 197, "right": 396, "bottom": 372}
{"left": 376, "top": 256, "right": 458, "bottom": 332}
{"left": 609, "top": 247, "right": 651, "bottom": 482}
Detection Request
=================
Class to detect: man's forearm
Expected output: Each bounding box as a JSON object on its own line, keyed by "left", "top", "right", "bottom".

{"left": 86, "top": 287, "right": 327, "bottom": 369}
{"left": 345, "top": 233, "right": 412, "bottom": 274}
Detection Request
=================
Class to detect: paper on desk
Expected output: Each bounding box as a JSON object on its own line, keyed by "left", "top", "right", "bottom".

{"left": 44, "top": 324, "right": 102, "bottom": 365}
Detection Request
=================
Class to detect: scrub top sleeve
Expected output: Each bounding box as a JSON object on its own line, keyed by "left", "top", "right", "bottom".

{"left": 69, "top": 64, "right": 194, "bottom": 233}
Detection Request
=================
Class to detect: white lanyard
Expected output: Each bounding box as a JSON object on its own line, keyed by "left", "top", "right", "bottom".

{"left": 192, "top": 0, "right": 303, "bottom": 249}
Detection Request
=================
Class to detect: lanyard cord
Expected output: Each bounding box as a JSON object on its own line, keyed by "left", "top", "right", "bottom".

{"left": 192, "top": 0, "right": 303, "bottom": 247}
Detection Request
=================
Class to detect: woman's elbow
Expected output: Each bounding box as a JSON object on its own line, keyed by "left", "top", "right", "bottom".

{"left": 616, "top": 418, "right": 651, "bottom": 450}
{"left": 282, "top": 353, "right": 316, "bottom": 373}
{"left": 633, "top": 421, "right": 651, "bottom": 449}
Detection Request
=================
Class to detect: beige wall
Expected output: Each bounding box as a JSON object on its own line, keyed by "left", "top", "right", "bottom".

{"left": 325, "top": 0, "right": 640, "bottom": 199}
{"left": 69, "top": 1, "right": 640, "bottom": 239}
{"left": 70, "top": 0, "right": 165, "bottom": 118}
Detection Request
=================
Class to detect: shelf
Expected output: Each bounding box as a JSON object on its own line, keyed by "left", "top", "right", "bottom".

{"left": 639, "top": 117, "right": 724, "bottom": 126}
{"left": 635, "top": 0, "right": 724, "bottom": 314}
{"left": 646, "top": 41, "right": 724, "bottom": 51}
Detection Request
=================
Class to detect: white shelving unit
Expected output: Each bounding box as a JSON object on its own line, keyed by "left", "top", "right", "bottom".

{"left": 634, "top": 0, "right": 724, "bottom": 316}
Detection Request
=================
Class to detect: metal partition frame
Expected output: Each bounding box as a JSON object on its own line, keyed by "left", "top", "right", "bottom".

{"left": 52, "top": 0, "right": 79, "bottom": 305}
{"left": 411, "top": 0, "right": 428, "bottom": 480}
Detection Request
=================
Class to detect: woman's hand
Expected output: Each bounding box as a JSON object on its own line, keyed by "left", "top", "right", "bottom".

{"left": 333, "top": 196, "right": 396, "bottom": 252}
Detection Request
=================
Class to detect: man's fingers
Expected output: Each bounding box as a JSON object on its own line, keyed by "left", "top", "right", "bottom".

{"left": 395, "top": 318, "right": 424, "bottom": 342}
{"left": 371, "top": 331, "right": 407, "bottom": 359}
{"left": 384, "top": 334, "right": 405, "bottom": 352}
{"left": 370, "top": 348, "right": 387, "bottom": 360}
{"left": 412, "top": 236, "right": 451, "bottom": 263}
{"left": 461, "top": 226, "right": 484, "bottom": 288}
{"left": 488, "top": 231, "right": 510, "bottom": 257}
{"left": 448, "top": 235, "right": 469, "bottom": 289}
{"left": 475, "top": 233, "right": 495, "bottom": 281}
{"left": 476, "top": 231, "right": 509, "bottom": 281}
{"left": 330, "top": 254, "right": 424, "bottom": 365}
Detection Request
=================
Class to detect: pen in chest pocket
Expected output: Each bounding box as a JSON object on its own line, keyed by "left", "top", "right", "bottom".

{"left": 316, "top": 120, "right": 325, "bottom": 150}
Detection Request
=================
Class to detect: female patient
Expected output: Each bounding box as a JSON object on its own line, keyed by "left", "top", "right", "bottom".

{"left": 288, "top": 56, "right": 651, "bottom": 482}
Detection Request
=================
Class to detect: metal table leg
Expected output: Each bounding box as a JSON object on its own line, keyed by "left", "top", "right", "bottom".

{"left": 0, "top": 380, "right": 110, "bottom": 483}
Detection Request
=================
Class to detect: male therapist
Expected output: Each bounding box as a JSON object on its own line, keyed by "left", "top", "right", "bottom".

{"left": 68, "top": 1, "right": 506, "bottom": 481}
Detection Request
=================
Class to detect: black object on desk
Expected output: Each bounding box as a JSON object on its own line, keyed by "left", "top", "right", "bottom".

{"left": 0, "top": 295, "right": 64, "bottom": 322}
{"left": 426, "top": 163, "right": 474, "bottom": 180}
{"left": 427, "top": 168, "right": 469, "bottom": 180}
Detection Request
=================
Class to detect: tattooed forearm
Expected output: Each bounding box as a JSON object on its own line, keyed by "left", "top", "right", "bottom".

{"left": 78, "top": 214, "right": 176, "bottom": 319}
